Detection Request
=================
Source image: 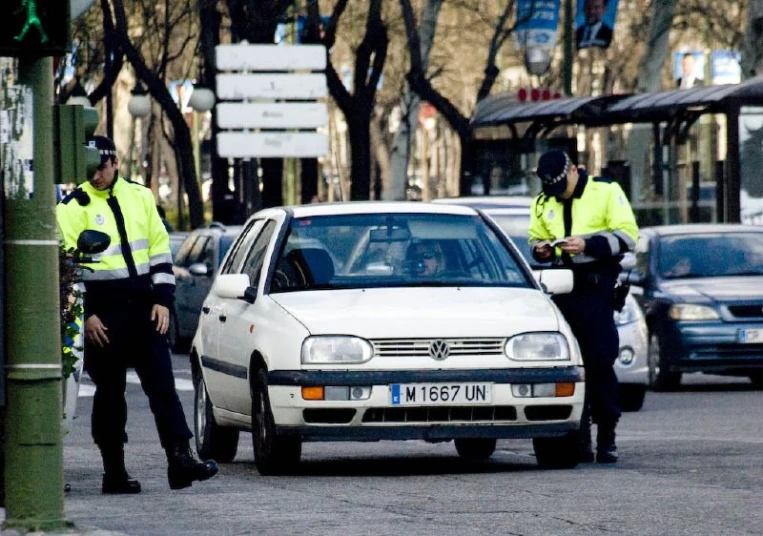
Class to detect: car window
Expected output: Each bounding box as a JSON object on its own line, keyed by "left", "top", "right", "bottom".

{"left": 240, "top": 220, "right": 277, "bottom": 287}
{"left": 658, "top": 232, "right": 763, "bottom": 279}
{"left": 187, "top": 236, "right": 212, "bottom": 267}
{"left": 174, "top": 235, "right": 198, "bottom": 267}
{"left": 221, "top": 220, "right": 263, "bottom": 275}
{"left": 270, "top": 213, "right": 531, "bottom": 293}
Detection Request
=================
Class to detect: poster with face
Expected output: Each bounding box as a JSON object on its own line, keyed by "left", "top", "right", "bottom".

{"left": 575, "top": 0, "right": 619, "bottom": 50}
{"left": 673, "top": 51, "right": 705, "bottom": 89}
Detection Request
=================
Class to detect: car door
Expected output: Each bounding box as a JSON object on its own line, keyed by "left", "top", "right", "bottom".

{"left": 217, "top": 218, "right": 280, "bottom": 414}
{"left": 176, "top": 233, "right": 215, "bottom": 339}
{"left": 200, "top": 219, "right": 265, "bottom": 410}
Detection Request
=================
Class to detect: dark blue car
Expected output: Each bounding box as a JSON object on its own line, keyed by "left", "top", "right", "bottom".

{"left": 627, "top": 224, "right": 763, "bottom": 390}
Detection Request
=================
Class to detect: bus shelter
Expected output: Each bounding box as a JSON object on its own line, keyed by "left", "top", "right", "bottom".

{"left": 471, "top": 76, "right": 763, "bottom": 225}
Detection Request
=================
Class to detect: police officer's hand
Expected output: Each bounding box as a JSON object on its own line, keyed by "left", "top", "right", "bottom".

{"left": 85, "top": 315, "right": 110, "bottom": 348}
{"left": 560, "top": 236, "right": 586, "bottom": 255}
{"left": 533, "top": 241, "right": 554, "bottom": 261}
{"left": 152, "top": 304, "right": 170, "bottom": 335}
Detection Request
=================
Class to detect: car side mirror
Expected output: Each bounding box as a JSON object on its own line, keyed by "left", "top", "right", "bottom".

{"left": 76, "top": 230, "right": 111, "bottom": 255}
{"left": 213, "top": 273, "right": 256, "bottom": 303}
{"left": 188, "top": 262, "right": 210, "bottom": 276}
{"left": 532, "top": 268, "right": 574, "bottom": 295}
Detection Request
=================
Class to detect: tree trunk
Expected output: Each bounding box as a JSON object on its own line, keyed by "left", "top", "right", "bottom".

{"left": 349, "top": 116, "right": 372, "bottom": 200}
{"left": 742, "top": 0, "right": 763, "bottom": 79}
{"left": 386, "top": 0, "right": 444, "bottom": 201}
{"left": 635, "top": 0, "right": 679, "bottom": 93}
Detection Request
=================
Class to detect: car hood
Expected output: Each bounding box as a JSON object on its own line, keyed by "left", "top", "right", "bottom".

{"left": 660, "top": 276, "right": 763, "bottom": 303}
{"left": 270, "top": 287, "right": 562, "bottom": 338}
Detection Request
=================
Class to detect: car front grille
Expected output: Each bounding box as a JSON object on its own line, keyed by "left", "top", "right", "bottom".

{"left": 362, "top": 406, "right": 517, "bottom": 423}
{"left": 727, "top": 304, "right": 763, "bottom": 319}
{"left": 371, "top": 338, "right": 506, "bottom": 358}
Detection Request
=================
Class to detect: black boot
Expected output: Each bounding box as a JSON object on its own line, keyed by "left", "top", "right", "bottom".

{"left": 166, "top": 442, "right": 219, "bottom": 490}
{"left": 100, "top": 445, "right": 141, "bottom": 494}
{"left": 596, "top": 425, "right": 618, "bottom": 464}
{"left": 578, "top": 407, "right": 594, "bottom": 463}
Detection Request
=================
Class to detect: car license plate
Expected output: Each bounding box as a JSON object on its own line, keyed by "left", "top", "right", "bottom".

{"left": 390, "top": 383, "right": 492, "bottom": 406}
{"left": 738, "top": 328, "right": 763, "bottom": 344}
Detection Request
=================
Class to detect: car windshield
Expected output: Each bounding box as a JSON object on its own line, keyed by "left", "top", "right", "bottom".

{"left": 488, "top": 213, "right": 534, "bottom": 262}
{"left": 658, "top": 232, "right": 763, "bottom": 279}
{"left": 269, "top": 213, "right": 531, "bottom": 292}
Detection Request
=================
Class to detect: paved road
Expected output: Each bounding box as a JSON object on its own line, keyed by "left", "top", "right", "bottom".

{"left": 16, "top": 356, "right": 763, "bottom": 535}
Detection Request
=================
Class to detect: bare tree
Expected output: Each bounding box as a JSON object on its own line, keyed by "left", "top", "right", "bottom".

{"left": 399, "top": 0, "right": 523, "bottom": 196}
{"left": 321, "top": 0, "right": 389, "bottom": 200}
{"left": 635, "top": 0, "right": 679, "bottom": 93}
{"left": 385, "top": 0, "right": 443, "bottom": 201}
{"left": 742, "top": 0, "right": 763, "bottom": 79}
{"left": 108, "top": 0, "right": 204, "bottom": 228}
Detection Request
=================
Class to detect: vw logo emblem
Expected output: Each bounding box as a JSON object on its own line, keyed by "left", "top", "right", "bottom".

{"left": 429, "top": 339, "right": 450, "bottom": 361}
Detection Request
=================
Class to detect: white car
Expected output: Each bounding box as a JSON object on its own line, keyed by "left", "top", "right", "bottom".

{"left": 433, "top": 196, "right": 648, "bottom": 411}
{"left": 190, "top": 202, "right": 586, "bottom": 474}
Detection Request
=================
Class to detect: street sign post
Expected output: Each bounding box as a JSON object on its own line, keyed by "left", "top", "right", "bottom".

{"left": 214, "top": 44, "right": 329, "bottom": 160}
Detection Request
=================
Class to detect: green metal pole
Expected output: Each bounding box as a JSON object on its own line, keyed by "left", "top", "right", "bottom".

{"left": 3, "top": 56, "right": 71, "bottom": 532}
{"left": 563, "top": 0, "right": 574, "bottom": 96}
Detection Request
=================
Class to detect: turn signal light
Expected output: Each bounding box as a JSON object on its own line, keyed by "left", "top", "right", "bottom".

{"left": 555, "top": 382, "right": 575, "bottom": 397}
{"left": 301, "top": 386, "right": 325, "bottom": 400}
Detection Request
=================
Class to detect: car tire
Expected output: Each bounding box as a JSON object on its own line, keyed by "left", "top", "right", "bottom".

{"left": 647, "top": 333, "right": 681, "bottom": 392}
{"left": 532, "top": 431, "right": 580, "bottom": 469}
{"left": 454, "top": 438, "right": 497, "bottom": 460}
{"left": 748, "top": 373, "right": 763, "bottom": 389}
{"left": 251, "top": 368, "right": 302, "bottom": 476}
{"left": 620, "top": 384, "right": 646, "bottom": 412}
{"left": 193, "top": 369, "right": 239, "bottom": 463}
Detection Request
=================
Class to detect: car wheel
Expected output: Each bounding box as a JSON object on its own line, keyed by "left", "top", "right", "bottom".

{"left": 251, "top": 368, "right": 302, "bottom": 475}
{"left": 748, "top": 372, "right": 763, "bottom": 389}
{"left": 647, "top": 333, "right": 681, "bottom": 391}
{"left": 454, "top": 438, "right": 497, "bottom": 460}
{"left": 620, "top": 384, "right": 646, "bottom": 412}
{"left": 532, "top": 431, "right": 580, "bottom": 469}
{"left": 193, "top": 368, "right": 239, "bottom": 463}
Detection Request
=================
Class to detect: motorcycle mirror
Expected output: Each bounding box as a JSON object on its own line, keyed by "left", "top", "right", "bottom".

{"left": 76, "top": 230, "right": 111, "bottom": 255}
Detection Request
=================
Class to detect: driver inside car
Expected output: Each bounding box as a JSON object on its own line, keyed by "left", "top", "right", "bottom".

{"left": 408, "top": 241, "right": 446, "bottom": 276}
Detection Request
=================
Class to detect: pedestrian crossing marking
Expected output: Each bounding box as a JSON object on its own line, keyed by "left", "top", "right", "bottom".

{"left": 78, "top": 370, "right": 194, "bottom": 397}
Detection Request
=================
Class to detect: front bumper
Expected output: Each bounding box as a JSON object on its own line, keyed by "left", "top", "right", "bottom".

{"left": 668, "top": 321, "right": 763, "bottom": 373}
{"left": 267, "top": 367, "right": 585, "bottom": 441}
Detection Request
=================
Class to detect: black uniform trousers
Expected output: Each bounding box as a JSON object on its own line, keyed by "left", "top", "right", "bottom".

{"left": 552, "top": 272, "right": 621, "bottom": 427}
{"left": 84, "top": 299, "right": 193, "bottom": 452}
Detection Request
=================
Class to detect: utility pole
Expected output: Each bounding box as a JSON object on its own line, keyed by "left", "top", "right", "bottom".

{"left": 3, "top": 56, "right": 70, "bottom": 532}
{"left": 0, "top": 0, "right": 82, "bottom": 530}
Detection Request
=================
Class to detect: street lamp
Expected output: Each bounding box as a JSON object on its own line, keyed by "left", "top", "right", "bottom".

{"left": 524, "top": 47, "right": 552, "bottom": 77}
{"left": 188, "top": 84, "right": 215, "bottom": 112}
{"left": 127, "top": 82, "right": 151, "bottom": 119}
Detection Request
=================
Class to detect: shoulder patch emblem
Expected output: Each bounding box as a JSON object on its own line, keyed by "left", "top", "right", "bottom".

{"left": 95, "top": 214, "right": 105, "bottom": 226}
{"left": 547, "top": 209, "right": 555, "bottom": 221}
{"left": 618, "top": 194, "right": 625, "bottom": 206}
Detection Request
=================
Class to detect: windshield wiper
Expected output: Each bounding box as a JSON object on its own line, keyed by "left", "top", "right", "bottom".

{"left": 723, "top": 270, "right": 763, "bottom": 276}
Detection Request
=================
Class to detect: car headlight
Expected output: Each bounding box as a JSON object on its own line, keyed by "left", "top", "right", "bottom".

{"left": 504, "top": 332, "right": 570, "bottom": 361}
{"left": 301, "top": 336, "right": 374, "bottom": 364}
{"left": 668, "top": 304, "right": 719, "bottom": 321}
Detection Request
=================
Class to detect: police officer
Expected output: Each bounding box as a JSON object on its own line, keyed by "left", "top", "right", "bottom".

{"left": 57, "top": 136, "right": 218, "bottom": 493}
{"left": 528, "top": 150, "right": 638, "bottom": 463}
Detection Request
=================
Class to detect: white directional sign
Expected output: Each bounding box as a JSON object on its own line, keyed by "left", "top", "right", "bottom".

{"left": 216, "top": 73, "right": 328, "bottom": 100}
{"left": 217, "top": 102, "right": 328, "bottom": 129}
{"left": 215, "top": 43, "right": 329, "bottom": 158}
{"left": 216, "top": 44, "right": 326, "bottom": 71}
{"left": 217, "top": 132, "right": 329, "bottom": 158}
